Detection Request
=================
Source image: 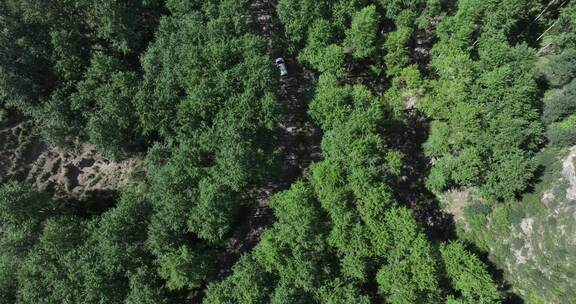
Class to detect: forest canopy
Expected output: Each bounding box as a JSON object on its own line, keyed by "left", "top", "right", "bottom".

{"left": 1, "top": 0, "right": 575, "bottom": 303}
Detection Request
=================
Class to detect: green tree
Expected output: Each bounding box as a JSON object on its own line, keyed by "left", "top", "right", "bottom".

{"left": 548, "top": 2, "right": 576, "bottom": 49}
{"left": 440, "top": 242, "right": 502, "bottom": 303}
{"left": 382, "top": 10, "right": 417, "bottom": 77}
{"left": 16, "top": 217, "right": 86, "bottom": 304}
{"left": 0, "top": 1, "right": 54, "bottom": 115}
{"left": 379, "top": 0, "right": 426, "bottom": 20}
{"left": 125, "top": 266, "right": 170, "bottom": 304}
{"left": 307, "top": 75, "right": 359, "bottom": 130}
{"left": 300, "top": 20, "right": 347, "bottom": 76}
{"left": 270, "top": 281, "right": 315, "bottom": 304}
{"left": 204, "top": 256, "right": 275, "bottom": 304}
{"left": 1, "top": 0, "right": 162, "bottom": 151}
{"left": 422, "top": 4, "right": 543, "bottom": 200}
{"left": 345, "top": 5, "right": 379, "bottom": 58}
{"left": 316, "top": 279, "right": 370, "bottom": 304}
{"left": 254, "top": 182, "right": 331, "bottom": 291}
{"left": 67, "top": 191, "right": 156, "bottom": 304}
{"left": 376, "top": 208, "right": 441, "bottom": 304}
{"left": 277, "top": 0, "right": 327, "bottom": 51}
{"left": 384, "top": 26, "right": 413, "bottom": 77}
{"left": 84, "top": 0, "right": 165, "bottom": 54}
{"left": 72, "top": 53, "right": 143, "bottom": 159}
{"left": 157, "top": 245, "right": 215, "bottom": 291}
{"left": 0, "top": 184, "right": 87, "bottom": 304}
{"left": 0, "top": 182, "right": 52, "bottom": 256}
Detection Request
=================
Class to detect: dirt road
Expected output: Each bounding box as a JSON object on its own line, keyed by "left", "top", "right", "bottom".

{"left": 217, "top": 0, "right": 322, "bottom": 277}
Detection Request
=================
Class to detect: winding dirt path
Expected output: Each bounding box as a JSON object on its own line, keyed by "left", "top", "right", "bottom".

{"left": 217, "top": 0, "right": 322, "bottom": 277}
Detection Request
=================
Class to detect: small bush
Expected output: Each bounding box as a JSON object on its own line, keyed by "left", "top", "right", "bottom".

{"left": 540, "top": 49, "right": 576, "bottom": 88}
{"left": 548, "top": 114, "right": 576, "bottom": 146}
{"left": 463, "top": 202, "right": 491, "bottom": 232}
{"left": 384, "top": 151, "right": 404, "bottom": 176}
{"left": 543, "top": 78, "right": 576, "bottom": 124}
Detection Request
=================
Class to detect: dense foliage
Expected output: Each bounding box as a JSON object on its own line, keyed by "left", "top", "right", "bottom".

{"left": 446, "top": 3, "right": 576, "bottom": 303}
{"left": 1, "top": 0, "right": 573, "bottom": 303}
{"left": 0, "top": 0, "right": 165, "bottom": 156}
{"left": 420, "top": 0, "right": 547, "bottom": 200}
{"left": 206, "top": 1, "right": 503, "bottom": 302}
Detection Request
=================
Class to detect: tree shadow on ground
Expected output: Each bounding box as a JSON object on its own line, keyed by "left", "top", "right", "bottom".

{"left": 387, "top": 110, "right": 457, "bottom": 241}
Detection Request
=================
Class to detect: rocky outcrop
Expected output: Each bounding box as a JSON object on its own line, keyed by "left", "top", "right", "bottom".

{"left": 443, "top": 147, "right": 576, "bottom": 303}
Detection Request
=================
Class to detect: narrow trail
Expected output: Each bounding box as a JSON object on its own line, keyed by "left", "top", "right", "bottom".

{"left": 216, "top": 0, "right": 322, "bottom": 277}
{"left": 250, "top": 0, "right": 322, "bottom": 192}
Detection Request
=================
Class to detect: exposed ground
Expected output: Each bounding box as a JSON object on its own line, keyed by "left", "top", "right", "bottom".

{"left": 503, "top": 147, "right": 576, "bottom": 303}
{"left": 0, "top": 112, "right": 143, "bottom": 198}
{"left": 441, "top": 188, "right": 473, "bottom": 232}
{"left": 29, "top": 143, "right": 143, "bottom": 197}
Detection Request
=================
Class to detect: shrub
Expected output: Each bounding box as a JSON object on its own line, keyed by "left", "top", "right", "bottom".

{"left": 540, "top": 49, "right": 576, "bottom": 88}
{"left": 548, "top": 114, "right": 576, "bottom": 146}
{"left": 543, "top": 79, "right": 576, "bottom": 124}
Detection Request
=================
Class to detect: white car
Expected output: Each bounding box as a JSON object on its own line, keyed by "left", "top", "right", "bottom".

{"left": 275, "top": 57, "right": 288, "bottom": 77}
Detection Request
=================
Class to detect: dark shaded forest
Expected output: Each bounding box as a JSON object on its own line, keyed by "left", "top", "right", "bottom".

{"left": 1, "top": 0, "right": 575, "bottom": 303}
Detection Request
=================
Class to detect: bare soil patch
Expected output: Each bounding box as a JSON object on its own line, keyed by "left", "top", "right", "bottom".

{"left": 0, "top": 116, "right": 142, "bottom": 198}
{"left": 32, "top": 143, "right": 143, "bottom": 197}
